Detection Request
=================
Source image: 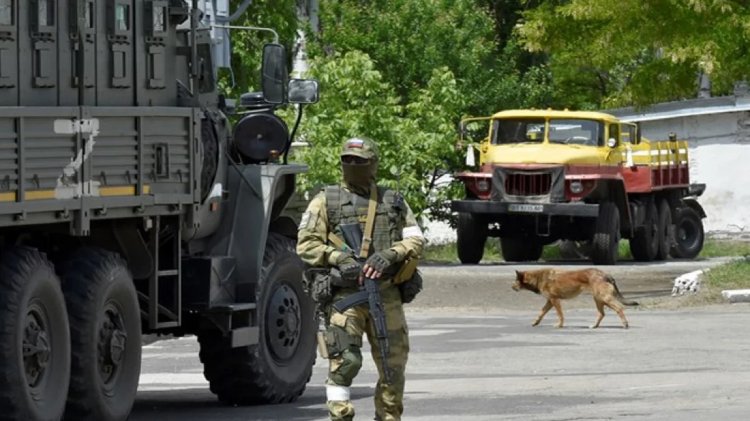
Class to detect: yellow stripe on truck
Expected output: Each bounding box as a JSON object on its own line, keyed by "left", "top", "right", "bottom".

{"left": 0, "top": 185, "right": 151, "bottom": 202}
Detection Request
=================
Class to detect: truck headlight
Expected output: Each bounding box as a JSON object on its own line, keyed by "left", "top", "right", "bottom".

{"left": 233, "top": 113, "right": 289, "bottom": 163}
{"left": 476, "top": 179, "right": 490, "bottom": 192}
{"left": 569, "top": 180, "right": 584, "bottom": 194}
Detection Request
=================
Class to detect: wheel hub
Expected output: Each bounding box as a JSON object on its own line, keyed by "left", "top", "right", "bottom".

{"left": 677, "top": 223, "right": 692, "bottom": 242}
{"left": 98, "top": 306, "right": 127, "bottom": 386}
{"left": 266, "top": 284, "right": 302, "bottom": 362}
{"left": 23, "top": 309, "right": 50, "bottom": 388}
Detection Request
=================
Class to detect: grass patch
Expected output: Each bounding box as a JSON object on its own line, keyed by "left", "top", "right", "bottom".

{"left": 705, "top": 259, "right": 750, "bottom": 289}
{"left": 423, "top": 238, "right": 749, "bottom": 264}
{"left": 700, "top": 240, "right": 750, "bottom": 257}
{"left": 701, "top": 259, "right": 750, "bottom": 300}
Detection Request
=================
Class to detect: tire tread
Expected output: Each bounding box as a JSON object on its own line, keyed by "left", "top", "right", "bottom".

{"left": 60, "top": 247, "right": 140, "bottom": 421}
{"left": 0, "top": 247, "right": 69, "bottom": 421}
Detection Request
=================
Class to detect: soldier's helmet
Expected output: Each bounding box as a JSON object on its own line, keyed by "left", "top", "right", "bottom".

{"left": 341, "top": 137, "right": 379, "bottom": 162}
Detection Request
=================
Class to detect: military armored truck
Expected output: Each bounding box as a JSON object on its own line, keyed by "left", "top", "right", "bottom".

{"left": 0, "top": 1, "right": 318, "bottom": 420}
{"left": 452, "top": 109, "right": 706, "bottom": 265}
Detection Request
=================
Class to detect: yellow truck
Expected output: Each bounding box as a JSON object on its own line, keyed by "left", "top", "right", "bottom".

{"left": 451, "top": 109, "right": 706, "bottom": 265}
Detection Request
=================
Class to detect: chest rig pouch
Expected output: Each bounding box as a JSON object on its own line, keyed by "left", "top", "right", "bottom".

{"left": 325, "top": 185, "right": 407, "bottom": 254}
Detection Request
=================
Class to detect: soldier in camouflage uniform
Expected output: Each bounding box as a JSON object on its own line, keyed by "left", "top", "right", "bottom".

{"left": 297, "top": 137, "right": 424, "bottom": 421}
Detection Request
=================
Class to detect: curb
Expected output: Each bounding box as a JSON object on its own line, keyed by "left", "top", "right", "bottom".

{"left": 722, "top": 289, "right": 750, "bottom": 303}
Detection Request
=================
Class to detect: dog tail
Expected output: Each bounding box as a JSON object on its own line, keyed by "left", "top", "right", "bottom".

{"left": 606, "top": 275, "right": 639, "bottom": 306}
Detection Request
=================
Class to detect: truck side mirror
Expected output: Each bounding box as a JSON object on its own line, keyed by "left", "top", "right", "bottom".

{"left": 288, "top": 79, "right": 319, "bottom": 104}
{"left": 262, "top": 43, "right": 288, "bottom": 104}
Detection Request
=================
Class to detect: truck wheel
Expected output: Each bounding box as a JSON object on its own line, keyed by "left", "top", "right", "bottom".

{"left": 199, "top": 233, "right": 316, "bottom": 405}
{"left": 655, "top": 199, "right": 672, "bottom": 261}
{"left": 457, "top": 212, "right": 487, "bottom": 264}
{"left": 500, "top": 237, "right": 543, "bottom": 262}
{"left": 591, "top": 202, "right": 620, "bottom": 265}
{"left": 60, "top": 248, "right": 141, "bottom": 421}
{"left": 630, "top": 200, "right": 659, "bottom": 261}
{"left": 670, "top": 207, "right": 704, "bottom": 259}
{"left": 0, "top": 247, "right": 70, "bottom": 421}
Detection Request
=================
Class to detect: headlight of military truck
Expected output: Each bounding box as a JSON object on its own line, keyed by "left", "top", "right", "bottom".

{"left": 233, "top": 112, "right": 289, "bottom": 163}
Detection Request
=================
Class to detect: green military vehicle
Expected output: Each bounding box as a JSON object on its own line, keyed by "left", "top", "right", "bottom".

{"left": 0, "top": 1, "right": 318, "bottom": 420}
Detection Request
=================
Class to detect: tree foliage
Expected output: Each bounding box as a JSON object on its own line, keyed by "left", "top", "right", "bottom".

{"left": 517, "top": 0, "right": 750, "bottom": 107}
{"left": 308, "top": 0, "right": 552, "bottom": 115}
{"left": 285, "top": 52, "right": 466, "bottom": 218}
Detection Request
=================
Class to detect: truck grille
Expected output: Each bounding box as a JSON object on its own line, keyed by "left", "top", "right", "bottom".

{"left": 504, "top": 172, "right": 552, "bottom": 196}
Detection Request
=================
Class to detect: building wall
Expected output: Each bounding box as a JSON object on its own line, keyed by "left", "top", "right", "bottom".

{"left": 639, "top": 112, "right": 750, "bottom": 237}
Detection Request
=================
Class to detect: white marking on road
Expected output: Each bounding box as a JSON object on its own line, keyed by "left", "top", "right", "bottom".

{"left": 409, "top": 329, "right": 456, "bottom": 337}
{"left": 143, "top": 336, "right": 197, "bottom": 349}
{"left": 141, "top": 352, "right": 199, "bottom": 359}
{"left": 138, "top": 373, "right": 208, "bottom": 391}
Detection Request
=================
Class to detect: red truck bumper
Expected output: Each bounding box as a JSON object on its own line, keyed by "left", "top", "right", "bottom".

{"left": 451, "top": 199, "right": 600, "bottom": 217}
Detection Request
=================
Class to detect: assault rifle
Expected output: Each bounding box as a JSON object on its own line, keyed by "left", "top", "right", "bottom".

{"left": 331, "top": 223, "right": 392, "bottom": 384}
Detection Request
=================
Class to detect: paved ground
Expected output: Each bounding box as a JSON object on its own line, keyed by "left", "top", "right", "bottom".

{"left": 132, "top": 258, "right": 750, "bottom": 420}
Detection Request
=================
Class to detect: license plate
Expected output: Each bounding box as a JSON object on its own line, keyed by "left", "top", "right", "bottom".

{"left": 508, "top": 204, "right": 544, "bottom": 213}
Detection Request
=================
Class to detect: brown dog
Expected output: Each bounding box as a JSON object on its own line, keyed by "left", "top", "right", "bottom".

{"left": 511, "top": 268, "right": 638, "bottom": 329}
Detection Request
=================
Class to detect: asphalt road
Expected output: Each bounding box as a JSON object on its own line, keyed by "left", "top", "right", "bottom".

{"left": 132, "top": 258, "right": 749, "bottom": 421}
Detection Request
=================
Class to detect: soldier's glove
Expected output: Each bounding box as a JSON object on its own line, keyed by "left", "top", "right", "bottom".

{"left": 364, "top": 249, "right": 398, "bottom": 276}
{"left": 336, "top": 256, "right": 361, "bottom": 284}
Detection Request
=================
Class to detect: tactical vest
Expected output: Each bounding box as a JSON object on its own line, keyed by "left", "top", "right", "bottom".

{"left": 325, "top": 185, "right": 407, "bottom": 255}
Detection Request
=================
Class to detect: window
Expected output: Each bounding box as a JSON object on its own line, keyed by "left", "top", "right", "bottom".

{"left": 548, "top": 119, "right": 602, "bottom": 146}
{"left": 85, "top": 1, "right": 94, "bottom": 29}
{"left": 37, "top": 0, "right": 54, "bottom": 27}
{"left": 152, "top": 5, "right": 166, "bottom": 33}
{"left": 0, "top": 0, "right": 13, "bottom": 26}
{"left": 116, "top": 4, "right": 130, "bottom": 31}
{"left": 621, "top": 124, "right": 637, "bottom": 144}
{"left": 608, "top": 123, "right": 620, "bottom": 144}
{"left": 492, "top": 119, "right": 546, "bottom": 144}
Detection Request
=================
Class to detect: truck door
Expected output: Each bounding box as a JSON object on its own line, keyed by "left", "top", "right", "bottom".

{"left": 606, "top": 122, "right": 626, "bottom": 166}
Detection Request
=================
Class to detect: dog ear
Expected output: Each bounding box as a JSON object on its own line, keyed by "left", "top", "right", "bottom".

{"left": 515, "top": 270, "right": 523, "bottom": 281}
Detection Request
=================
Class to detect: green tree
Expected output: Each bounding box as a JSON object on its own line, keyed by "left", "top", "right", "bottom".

{"left": 518, "top": 0, "right": 750, "bottom": 107}
{"left": 308, "top": 0, "right": 552, "bottom": 115}
{"left": 285, "top": 52, "right": 465, "bottom": 219}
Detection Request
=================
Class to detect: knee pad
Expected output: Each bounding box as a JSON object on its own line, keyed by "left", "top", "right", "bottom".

{"left": 330, "top": 346, "right": 363, "bottom": 386}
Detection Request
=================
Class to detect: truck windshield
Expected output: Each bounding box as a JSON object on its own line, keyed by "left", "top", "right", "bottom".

{"left": 547, "top": 119, "right": 602, "bottom": 146}
{"left": 491, "top": 118, "right": 604, "bottom": 145}
{"left": 491, "top": 118, "right": 546, "bottom": 144}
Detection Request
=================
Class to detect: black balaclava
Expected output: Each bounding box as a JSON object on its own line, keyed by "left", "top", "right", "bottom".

{"left": 340, "top": 137, "right": 379, "bottom": 196}
{"left": 342, "top": 159, "right": 377, "bottom": 196}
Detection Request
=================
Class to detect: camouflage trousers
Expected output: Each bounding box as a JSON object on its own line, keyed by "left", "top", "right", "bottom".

{"left": 325, "top": 285, "right": 409, "bottom": 421}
